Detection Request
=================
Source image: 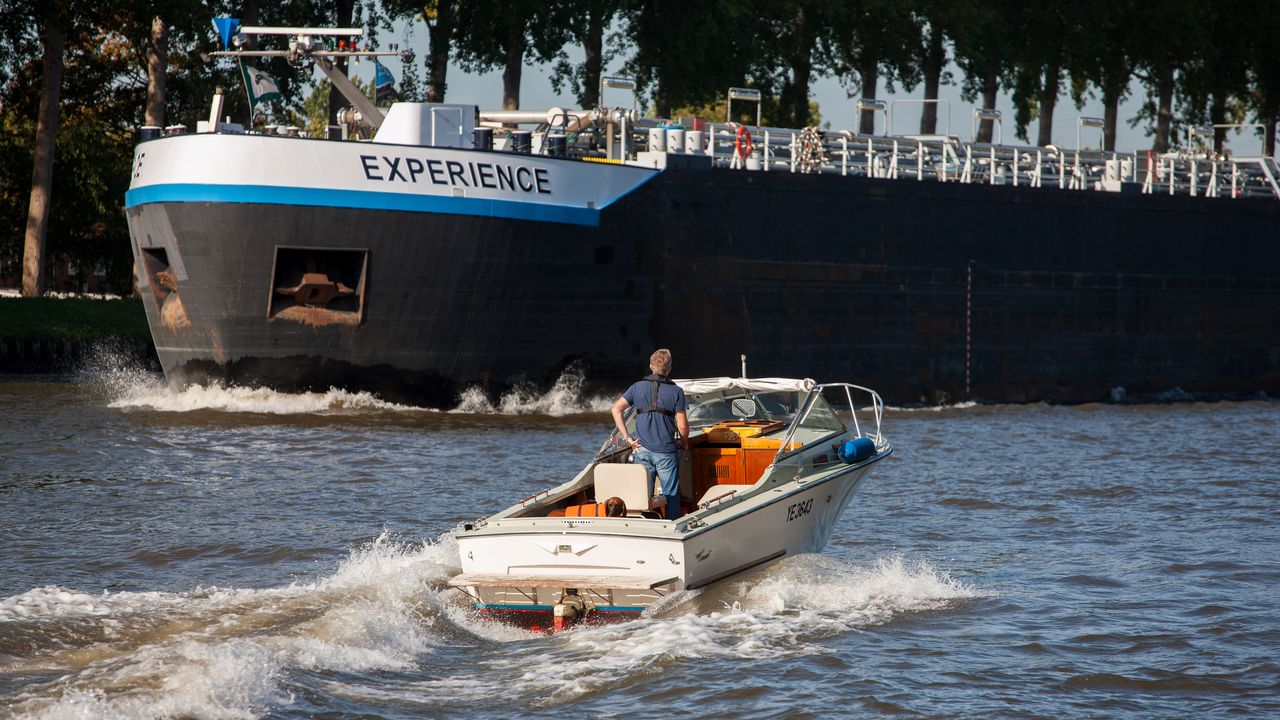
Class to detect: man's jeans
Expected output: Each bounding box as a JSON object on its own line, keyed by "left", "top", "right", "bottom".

{"left": 631, "top": 446, "right": 681, "bottom": 519}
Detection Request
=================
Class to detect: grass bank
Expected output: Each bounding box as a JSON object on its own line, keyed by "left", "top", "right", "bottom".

{"left": 0, "top": 296, "right": 156, "bottom": 372}
{"left": 0, "top": 296, "right": 151, "bottom": 341}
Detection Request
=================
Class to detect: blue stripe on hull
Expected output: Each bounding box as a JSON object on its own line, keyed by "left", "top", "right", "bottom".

{"left": 125, "top": 183, "right": 601, "bottom": 227}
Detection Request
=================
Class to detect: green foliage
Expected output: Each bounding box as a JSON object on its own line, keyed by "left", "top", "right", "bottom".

{"left": 670, "top": 96, "right": 823, "bottom": 129}
{"left": 621, "top": 1, "right": 765, "bottom": 116}
{"left": 547, "top": 0, "right": 621, "bottom": 107}
{"left": 300, "top": 75, "right": 373, "bottom": 137}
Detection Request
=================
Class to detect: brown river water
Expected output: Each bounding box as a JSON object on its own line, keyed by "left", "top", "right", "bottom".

{"left": 1, "top": 363, "right": 1277, "bottom": 718}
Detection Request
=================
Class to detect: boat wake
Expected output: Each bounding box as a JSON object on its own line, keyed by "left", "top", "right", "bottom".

{"left": 0, "top": 533, "right": 466, "bottom": 719}
{"left": 885, "top": 400, "right": 980, "bottom": 413}
{"left": 82, "top": 357, "right": 613, "bottom": 417}
{"left": 397, "top": 554, "right": 981, "bottom": 708}
{"left": 451, "top": 368, "right": 615, "bottom": 416}
{"left": 108, "top": 378, "right": 420, "bottom": 415}
{"left": 0, "top": 540, "right": 979, "bottom": 718}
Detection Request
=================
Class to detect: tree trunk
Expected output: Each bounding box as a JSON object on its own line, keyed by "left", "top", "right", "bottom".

{"left": 328, "top": 0, "right": 355, "bottom": 128}
{"left": 1154, "top": 60, "right": 1174, "bottom": 152}
{"left": 858, "top": 57, "right": 879, "bottom": 134}
{"left": 22, "top": 24, "right": 65, "bottom": 298}
{"left": 787, "top": 5, "right": 812, "bottom": 128}
{"left": 919, "top": 29, "right": 944, "bottom": 134}
{"left": 791, "top": 54, "right": 812, "bottom": 128}
{"left": 1266, "top": 107, "right": 1278, "bottom": 157}
{"left": 1037, "top": 64, "right": 1059, "bottom": 146}
{"left": 976, "top": 72, "right": 998, "bottom": 143}
{"left": 579, "top": 11, "right": 604, "bottom": 107}
{"left": 655, "top": 93, "right": 671, "bottom": 120}
{"left": 1210, "top": 101, "right": 1228, "bottom": 152}
{"left": 1103, "top": 83, "right": 1120, "bottom": 152}
{"left": 502, "top": 26, "right": 525, "bottom": 110}
{"left": 242, "top": 0, "right": 259, "bottom": 47}
{"left": 426, "top": 0, "right": 452, "bottom": 102}
{"left": 144, "top": 16, "right": 168, "bottom": 127}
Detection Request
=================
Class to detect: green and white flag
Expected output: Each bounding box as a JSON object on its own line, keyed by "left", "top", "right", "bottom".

{"left": 239, "top": 62, "right": 283, "bottom": 108}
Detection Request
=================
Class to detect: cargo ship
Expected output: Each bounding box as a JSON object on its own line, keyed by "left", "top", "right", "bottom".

{"left": 124, "top": 23, "right": 1280, "bottom": 406}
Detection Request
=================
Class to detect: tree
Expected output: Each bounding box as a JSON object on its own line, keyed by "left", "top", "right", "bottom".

{"left": 452, "top": 0, "right": 566, "bottom": 110}
{"left": 20, "top": 4, "right": 67, "bottom": 297}
{"left": 825, "top": 0, "right": 920, "bottom": 134}
{"left": 914, "top": 0, "right": 954, "bottom": 135}
{"left": 1068, "top": 0, "right": 1141, "bottom": 151}
{"left": 754, "top": 0, "right": 833, "bottom": 129}
{"left": 550, "top": 0, "right": 622, "bottom": 108}
{"left": 1128, "top": 0, "right": 1198, "bottom": 151}
{"left": 622, "top": 0, "right": 763, "bottom": 119}
{"left": 1246, "top": 3, "right": 1280, "bottom": 155}
{"left": 949, "top": 0, "right": 1008, "bottom": 143}
{"left": 1174, "top": 3, "right": 1251, "bottom": 153}
{"left": 384, "top": 0, "right": 454, "bottom": 103}
{"left": 144, "top": 15, "right": 168, "bottom": 127}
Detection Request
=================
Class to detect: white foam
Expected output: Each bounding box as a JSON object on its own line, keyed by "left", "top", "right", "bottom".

{"left": 108, "top": 378, "right": 420, "bottom": 414}
{"left": 0, "top": 533, "right": 983, "bottom": 717}
{"left": 89, "top": 361, "right": 612, "bottom": 416}
{"left": 886, "top": 400, "right": 979, "bottom": 413}
{"left": 451, "top": 366, "right": 614, "bottom": 416}
{"left": 357, "top": 553, "right": 983, "bottom": 707}
{"left": 1, "top": 532, "right": 469, "bottom": 720}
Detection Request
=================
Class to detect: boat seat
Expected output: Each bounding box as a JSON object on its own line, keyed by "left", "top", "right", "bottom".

{"left": 593, "top": 463, "right": 662, "bottom": 515}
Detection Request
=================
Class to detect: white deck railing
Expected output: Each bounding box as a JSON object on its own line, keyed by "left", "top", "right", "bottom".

{"left": 686, "top": 123, "right": 1280, "bottom": 200}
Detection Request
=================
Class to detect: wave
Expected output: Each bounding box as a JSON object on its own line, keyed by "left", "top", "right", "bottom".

{"left": 0, "top": 548, "right": 980, "bottom": 718}
{"left": 451, "top": 366, "right": 615, "bottom": 416}
{"left": 342, "top": 554, "right": 984, "bottom": 708}
{"left": 0, "top": 532, "right": 464, "bottom": 719}
{"left": 109, "top": 381, "right": 420, "bottom": 415}
{"left": 83, "top": 356, "right": 613, "bottom": 416}
{"left": 885, "top": 400, "right": 979, "bottom": 413}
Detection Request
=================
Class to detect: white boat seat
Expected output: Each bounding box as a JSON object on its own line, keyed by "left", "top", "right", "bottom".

{"left": 593, "top": 463, "right": 662, "bottom": 515}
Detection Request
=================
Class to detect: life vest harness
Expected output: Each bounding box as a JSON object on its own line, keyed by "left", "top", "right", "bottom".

{"left": 635, "top": 373, "right": 676, "bottom": 418}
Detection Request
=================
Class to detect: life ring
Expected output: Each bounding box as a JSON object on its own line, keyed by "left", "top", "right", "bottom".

{"left": 734, "top": 125, "right": 754, "bottom": 160}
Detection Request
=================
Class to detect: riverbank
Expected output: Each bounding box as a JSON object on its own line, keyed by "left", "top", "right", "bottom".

{"left": 0, "top": 295, "right": 157, "bottom": 372}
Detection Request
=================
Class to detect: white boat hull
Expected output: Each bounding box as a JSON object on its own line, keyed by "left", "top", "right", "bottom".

{"left": 451, "top": 458, "right": 882, "bottom": 617}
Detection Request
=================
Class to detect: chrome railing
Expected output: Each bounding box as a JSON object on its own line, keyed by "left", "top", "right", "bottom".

{"left": 672, "top": 123, "right": 1280, "bottom": 200}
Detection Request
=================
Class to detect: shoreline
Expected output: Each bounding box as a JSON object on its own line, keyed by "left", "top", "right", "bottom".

{"left": 0, "top": 295, "right": 158, "bottom": 373}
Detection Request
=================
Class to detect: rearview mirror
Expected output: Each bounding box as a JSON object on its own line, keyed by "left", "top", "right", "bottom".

{"left": 730, "top": 398, "right": 757, "bottom": 418}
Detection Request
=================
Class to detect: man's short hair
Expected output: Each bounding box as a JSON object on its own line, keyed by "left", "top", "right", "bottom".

{"left": 650, "top": 348, "right": 672, "bottom": 375}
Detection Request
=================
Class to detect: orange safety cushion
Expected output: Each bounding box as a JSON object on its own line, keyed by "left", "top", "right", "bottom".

{"left": 564, "top": 503, "right": 607, "bottom": 517}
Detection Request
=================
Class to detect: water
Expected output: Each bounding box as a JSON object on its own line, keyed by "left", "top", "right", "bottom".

{"left": 1, "top": 365, "right": 1277, "bottom": 718}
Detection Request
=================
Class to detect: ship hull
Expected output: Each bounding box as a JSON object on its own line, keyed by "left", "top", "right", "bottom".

{"left": 126, "top": 136, "right": 1280, "bottom": 406}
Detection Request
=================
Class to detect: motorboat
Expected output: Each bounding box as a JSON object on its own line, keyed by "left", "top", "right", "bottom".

{"left": 449, "top": 376, "right": 892, "bottom": 630}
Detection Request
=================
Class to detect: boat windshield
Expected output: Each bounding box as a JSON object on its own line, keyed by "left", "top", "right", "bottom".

{"left": 686, "top": 388, "right": 844, "bottom": 435}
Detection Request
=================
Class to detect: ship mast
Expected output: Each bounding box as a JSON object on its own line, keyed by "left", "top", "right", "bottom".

{"left": 205, "top": 18, "right": 414, "bottom": 132}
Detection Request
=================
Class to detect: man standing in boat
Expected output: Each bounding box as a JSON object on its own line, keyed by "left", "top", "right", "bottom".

{"left": 611, "top": 349, "right": 690, "bottom": 520}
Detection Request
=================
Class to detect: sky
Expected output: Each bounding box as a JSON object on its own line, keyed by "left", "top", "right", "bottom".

{"left": 336, "top": 20, "right": 1267, "bottom": 157}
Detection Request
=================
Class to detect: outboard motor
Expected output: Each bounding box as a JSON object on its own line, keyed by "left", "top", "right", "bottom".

{"left": 552, "top": 589, "right": 593, "bottom": 632}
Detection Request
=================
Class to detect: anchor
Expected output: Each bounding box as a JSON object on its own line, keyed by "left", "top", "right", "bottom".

{"left": 274, "top": 271, "right": 355, "bottom": 306}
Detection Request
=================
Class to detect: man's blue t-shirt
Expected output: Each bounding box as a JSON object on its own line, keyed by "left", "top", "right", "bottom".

{"left": 623, "top": 378, "right": 688, "bottom": 454}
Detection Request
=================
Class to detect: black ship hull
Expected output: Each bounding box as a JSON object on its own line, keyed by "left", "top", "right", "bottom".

{"left": 126, "top": 149, "right": 1280, "bottom": 407}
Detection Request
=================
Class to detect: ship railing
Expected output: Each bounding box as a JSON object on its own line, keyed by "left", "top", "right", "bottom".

{"left": 690, "top": 122, "right": 1280, "bottom": 200}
